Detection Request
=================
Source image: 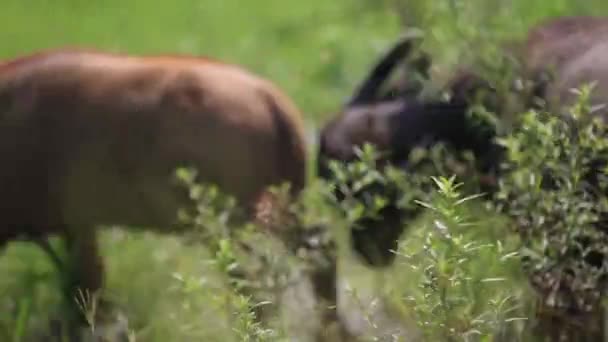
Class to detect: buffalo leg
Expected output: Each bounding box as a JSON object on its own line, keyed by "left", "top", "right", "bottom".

{"left": 62, "top": 229, "right": 106, "bottom": 326}
{"left": 289, "top": 224, "right": 352, "bottom": 341}
{"left": 310, "top": 259, "right": 353, "bottom": 341}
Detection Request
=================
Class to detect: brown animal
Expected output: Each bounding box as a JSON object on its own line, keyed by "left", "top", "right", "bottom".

{"left": 0, "top": 48, "right": 311, "bottom": 332}
{"left": 317, "top": 15, "right": 608, "bottom": 273}
{"left": 523, "top": 16, "right": 608, "bottom": 73}
{"left": 528, "top": 18, "right": 608, "bottom": 115}
{"left": 510, "top": 16, "right": 608, "bottom": 115}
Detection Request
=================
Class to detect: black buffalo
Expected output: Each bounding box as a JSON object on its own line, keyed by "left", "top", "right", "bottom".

{"left": 318, "top": 16, "right": 608, "bottom": 269}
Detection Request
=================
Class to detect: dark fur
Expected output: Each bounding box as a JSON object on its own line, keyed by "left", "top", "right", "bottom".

{"left": 318, "top": 16, "right": 608, "bottom": 270}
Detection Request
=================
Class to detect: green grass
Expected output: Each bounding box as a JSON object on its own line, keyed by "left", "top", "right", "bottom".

{"left": 0, "top": 0, "right": 404, "bottom": 125}
{"left": 2, "top": 0, "right": 608, "bottom": 341}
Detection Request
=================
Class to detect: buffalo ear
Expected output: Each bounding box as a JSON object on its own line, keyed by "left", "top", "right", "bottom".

{"left": 346, "top": 29, "right": 426, "bottom": 107}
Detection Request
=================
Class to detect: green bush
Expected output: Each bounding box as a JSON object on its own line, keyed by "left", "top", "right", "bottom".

{"left": 494, "top": 84, "right": 608, "bottom": 340}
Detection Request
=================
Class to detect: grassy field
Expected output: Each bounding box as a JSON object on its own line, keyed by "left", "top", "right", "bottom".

{"left": 2, "top": 0, "right": 608, "bottom": 341}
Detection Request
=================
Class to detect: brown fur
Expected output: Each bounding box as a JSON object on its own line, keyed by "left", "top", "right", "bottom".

{"left": 503, "top": 16, "right": 608, "bottom": 116}
{"left": 528, "top": 18, "right": 608, "bottom": 113}
{"left": 523, "top": 16, "right": 608, "bottom": 73}
{"left": 0, "top": 47, "right": 308, "bottom": 318}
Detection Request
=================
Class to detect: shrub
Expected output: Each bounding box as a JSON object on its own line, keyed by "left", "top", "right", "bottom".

{"left": 494, "top": 84, "right": 608, "bottom": 340}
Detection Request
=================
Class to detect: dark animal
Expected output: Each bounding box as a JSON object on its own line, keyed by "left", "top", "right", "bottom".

{"left": 318, "top": 16, "right": 608, "bottom": 270}
{"left": 318, "top": 32, "right": 502, "bottom": 269}
{"left": 0, "top": 48, "right": 311, "bottom": 332}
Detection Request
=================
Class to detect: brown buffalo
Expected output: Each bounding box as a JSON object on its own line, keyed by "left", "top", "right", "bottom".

{"left": 523, "top": 16, "right": 608, "bottom": 74}
{"left": 317, "top": 16, "right": 608, "bottom": 271}
{"left": 0, "top": 48, "right": 310, "bottom": 331}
